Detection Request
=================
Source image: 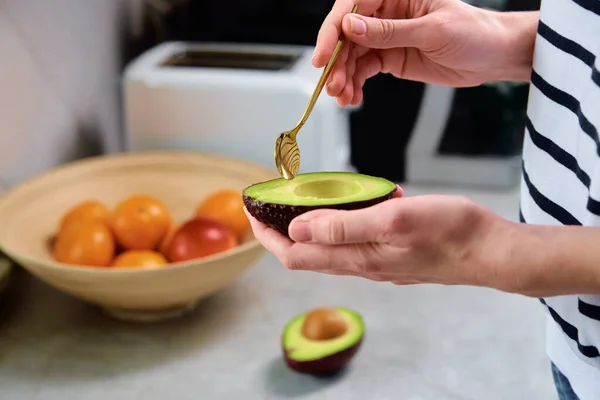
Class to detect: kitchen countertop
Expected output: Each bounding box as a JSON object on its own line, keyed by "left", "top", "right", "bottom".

{"left": 0, "top": 184, "right": 558, "bottom": 400}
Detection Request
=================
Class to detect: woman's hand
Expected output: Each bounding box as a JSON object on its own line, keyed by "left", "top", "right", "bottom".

{"left": 246, "top": 191, "right": 524, "bottom": 293}
{"left": 315, "top": 0, "right": 538, "bottom": 106}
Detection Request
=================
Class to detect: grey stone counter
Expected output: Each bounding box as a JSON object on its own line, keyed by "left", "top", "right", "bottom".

{"left": 0, "top": 185, "right": 557, "bottom": 400}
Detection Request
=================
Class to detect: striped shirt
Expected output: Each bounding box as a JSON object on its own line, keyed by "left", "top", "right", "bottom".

{"left": 518, "top": 0, "right": 600, "bottom": 398}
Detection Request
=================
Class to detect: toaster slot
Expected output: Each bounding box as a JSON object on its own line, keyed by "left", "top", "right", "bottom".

{"left": 161, "top": 49, "right": 299, "bottom": 71}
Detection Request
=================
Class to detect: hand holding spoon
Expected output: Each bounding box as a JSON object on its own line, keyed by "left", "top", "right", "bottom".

{"left": 274, "top": 4, "right": 359, "bottom": 180}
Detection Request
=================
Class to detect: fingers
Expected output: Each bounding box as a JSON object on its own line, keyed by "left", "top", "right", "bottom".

{"left": 245, "top": 208, "right": 366, "bottom": 271}
{"left": 391, "top": 280, "right": 423, "bottom": 286}
{"left": 247, "top": 183, "right": 403, "bottom": 247}
{"left": 245, "top": 198, "right": 415, "bottom": 285}
{"left": 341, "top": 14, "right": 432, "bottom": 49}
{"left": 393, "top": 184, "right": 404, "bottom": 198}
{"left": 313, "top": 0, "right": 382, "bottom": 67}
{"left": 349, "top": 50, "right": 383, "bottom": 105}
{"left": 244, "top": 209, "right": 294, "bottom": 256}
{"left": 246, "top": 212, "right": 366, "bottom": 273}
{"left": 315, "top": 1, "right": 434, "bottom": 105}
{"left": 288, "top": 185, "right": 404, "bottom": 245}
{"left": 285, "top": 243, "right": 364, "bottom": 271}
{"left": 277, "top": 241, "right": 398, "bottom": 281}
{"left": 325, "top": 42, "right": 351, "bottom": 97}
{"left": 337, "top": 47, "right": 357, "bottom": 106}
{"left": 323, "top": 269, "right": 402, "bottom": 282}
{"left": 313, "top": 0, "right": 353, "bottom": 68}
{"left": 320, "top": 269, "right": 404, "bottom": 283}
{"left": 288, "top": 198, "right": 403, "bottom": 245}
{"left": 333, "top": 45, "right": 371, "bottom": 106}
{"left": 279, "top": 249, "right": 404, "bottom": 284}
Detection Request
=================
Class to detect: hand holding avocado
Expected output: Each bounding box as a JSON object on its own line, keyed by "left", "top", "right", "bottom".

{"left": 246, "top": 191, "right": 525, "bottom": 292}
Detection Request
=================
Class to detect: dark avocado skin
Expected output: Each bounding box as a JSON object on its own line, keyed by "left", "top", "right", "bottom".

{"left": 283, "top": 338, "right": 363, "bottom": 376}
{"left": 243, "top": 186, "right": 397, "bottom": 238}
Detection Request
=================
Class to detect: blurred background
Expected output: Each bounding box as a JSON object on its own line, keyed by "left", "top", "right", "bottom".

{"left": 0, "top": 0, "right": 559, "bottom": 399}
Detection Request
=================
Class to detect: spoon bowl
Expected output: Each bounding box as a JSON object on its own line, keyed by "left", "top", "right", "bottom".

{"left": 274, "top": 129, "right": 301, "bottom": 179}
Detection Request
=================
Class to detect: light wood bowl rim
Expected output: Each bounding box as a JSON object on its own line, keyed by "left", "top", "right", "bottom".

{"left": 0, "top": 150, "right": 276, "bottom": 276}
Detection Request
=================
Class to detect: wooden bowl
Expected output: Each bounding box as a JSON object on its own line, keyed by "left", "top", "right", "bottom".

{"left": 0, "top": 150, "right": 277, "bottom": 321}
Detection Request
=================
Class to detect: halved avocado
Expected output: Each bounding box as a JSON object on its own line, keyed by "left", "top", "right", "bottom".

{"left": 282, "top": 307, "right": 365, "bottom": 375}
{"left": 242, "top": 171, "right": 397, "bottom": 237}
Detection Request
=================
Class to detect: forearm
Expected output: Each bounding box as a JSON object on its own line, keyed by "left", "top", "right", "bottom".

{"left": 493, "top": 221, "right": 600, "bottom": 297}
{"left": 488, "top": 10, "right": 540, "bottom": 83}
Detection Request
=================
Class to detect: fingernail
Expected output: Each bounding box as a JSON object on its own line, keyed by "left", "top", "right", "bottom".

{"left": 349, "top": 15, "right": 367, "bottom": 35}
{"left": 290, "top": 221, "right": 312, "bottom": 242}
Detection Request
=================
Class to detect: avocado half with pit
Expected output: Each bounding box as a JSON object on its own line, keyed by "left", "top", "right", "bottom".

{"left": 282, "top": 307, "right": 365, "bottom": 375}
{"left": 242, "top": 171, "right": 397, "bottom": 237}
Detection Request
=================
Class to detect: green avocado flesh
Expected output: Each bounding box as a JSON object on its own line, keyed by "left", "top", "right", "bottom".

{"left": 283, "top": 307, "right": 365, "bottom": 362}
{"left": 242, "top": 172, "right": 397, "bottom": 237}
{"left": 244, "top": 171, "right": 395, "bottom": 207}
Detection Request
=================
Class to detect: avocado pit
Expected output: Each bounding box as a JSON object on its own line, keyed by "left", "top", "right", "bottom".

{"left": 243, "top": 171, "right": 396, "bottom": 238}
{"left": 301, "top": 307, "right": 349, "bottom": 341}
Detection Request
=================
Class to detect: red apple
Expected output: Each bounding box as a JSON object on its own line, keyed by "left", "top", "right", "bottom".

{"left": 166, "top": 217, "right": 238, "bottom": 262}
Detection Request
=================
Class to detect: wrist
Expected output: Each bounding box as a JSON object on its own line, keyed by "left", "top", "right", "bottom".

{"left": 490, "top": 223, "right": 600, "bottom": 297}
{"left": 453, "top": 204, "right": 529, "bottom": 292}
{"left": 487, "top": 10, "right": 539, "bottom": 82}
{"left": 466, "top": 215, "right": 527, "bottom": 293}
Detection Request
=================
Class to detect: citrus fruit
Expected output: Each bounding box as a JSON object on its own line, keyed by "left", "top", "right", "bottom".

{"left": 59, "top": 200, "right": 110, "bottom": 230}
{"left": 53, "top": 219, "right": 115, "bottom": 267}
{"left": 110, "top": 194, "right": 171, "bottom": 250}
{"left": 195, "top": 189, "right": 249, "bottom": 238}
{"left": 111, "top": 250, "right": 168, "bottom": 268}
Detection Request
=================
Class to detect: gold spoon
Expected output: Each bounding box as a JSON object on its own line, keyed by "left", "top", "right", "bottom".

{"left": 274, "top": 4, "right": 359, "bottom": 180}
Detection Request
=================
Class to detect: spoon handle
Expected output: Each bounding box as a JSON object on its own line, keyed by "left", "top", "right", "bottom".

{"left": 291, "top": 4, "right": 359, "bottom": 139}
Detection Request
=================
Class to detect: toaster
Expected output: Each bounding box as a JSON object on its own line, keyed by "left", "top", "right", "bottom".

{"left": 122, "top": 41, "right": 354, "bottom": 174}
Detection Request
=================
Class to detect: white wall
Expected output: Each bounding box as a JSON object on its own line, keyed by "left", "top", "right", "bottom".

{"left": 0, "top": 0, "right": 136, "bottom": 188}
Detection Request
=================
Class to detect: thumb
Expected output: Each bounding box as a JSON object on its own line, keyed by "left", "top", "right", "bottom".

{"left": 341, "top": 13, "right": 431, "bottom": 49}
{"left": 288, "top": 205, "right": 387, "bottom": 245}
{"left": 288, "top": 186, "right": 404, "bottom": 244}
